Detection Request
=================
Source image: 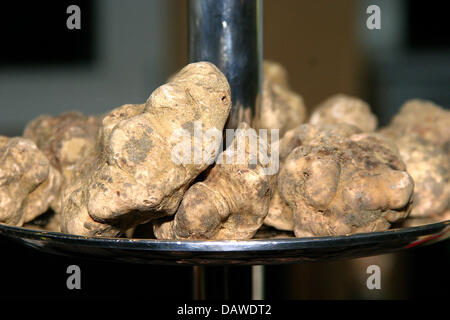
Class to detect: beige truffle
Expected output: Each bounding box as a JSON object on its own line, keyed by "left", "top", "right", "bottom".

{"left": 278, "top": 123, "right": 362, "bottom": 160}
{"left": 255, "top": 61, "right": 307, "bottom": 138}
{"left": 278, "top": 129, "right": 414, "bottom": 237}
{"left": 264, "top": 123, "right": 362, "bottom": 231}
{"left": 263, "top": 60, "right": 290, "bottom": 88}
{"left": 23, "top": 111, "right": 101, "bottom": 214}
{"left": 380, "top": 99, "right": 450, "bottom": 150}
{"left": 264, "top": 190, "right": 294, "bottom": 231}
{"left": 61, "top": 62, "right": 232, "bottom": 237}
{"left": 310, "top": 94, "right": 377, "bottom": 133}
{"left": 24, "top": 112, "right": 101, "bottom": 178}
{"left": 154, "top": 123, "right": 275, "bottom": 240}
{"left": 0, "top": 137, "right": 61, "bottom": 226}
{"left": 391, "top": 136, "right": 449, "bottom": 218}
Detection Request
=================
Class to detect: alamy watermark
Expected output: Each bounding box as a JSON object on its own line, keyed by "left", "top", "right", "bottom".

{"left": 366, "top": 5, "right": 381, "bottom": 30}
{"left": 66, "top": 5, "right": 81, "bottom": 30}
{"left": 66, "top": 265, "right": 81, "bottom": 290}
{"left": 366, "top": 265, "right": 381, "bottom": 290}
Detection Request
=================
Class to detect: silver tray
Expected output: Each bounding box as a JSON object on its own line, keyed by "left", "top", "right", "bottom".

{"left": 0, "top": 221, "right": 448, "bottom": 265}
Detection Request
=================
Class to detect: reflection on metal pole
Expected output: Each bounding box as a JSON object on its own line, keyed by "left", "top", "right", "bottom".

{"left": 193, "top": 266, "right": 206, "bottom": 300}
{"left": 252, "top": 265, "right": 265, "bottom": 300}
{"left": 188, "top": 0, "right": 263, "bottom": 130}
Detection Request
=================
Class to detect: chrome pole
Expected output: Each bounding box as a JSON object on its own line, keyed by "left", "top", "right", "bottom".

{"left": 188, "top": 0, "right": 265, "bottom": 300}
{"left": 188, "top": 0, "right": 263, "bottom": 129}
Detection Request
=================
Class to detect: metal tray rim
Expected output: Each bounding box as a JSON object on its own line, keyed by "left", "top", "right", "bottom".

{"left": 1, "top": 220, "right": 448, "bottom": 252}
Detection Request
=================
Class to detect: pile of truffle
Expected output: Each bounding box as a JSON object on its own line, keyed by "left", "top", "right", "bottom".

{"left": 0, "top": 61, "right": 449, "bottom": 239}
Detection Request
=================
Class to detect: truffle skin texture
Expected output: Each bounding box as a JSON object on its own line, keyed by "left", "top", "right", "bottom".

{"left": 391, "top": 136, "right": 449, "bottom": 218}
{"left": 263, "top": 123, "right": 362, "bottom": 231}
{"left": 255, "top": 61, "right": 307, "bottom": 137}
{"left": 278, "top": 123, "right": 362, "bottom": 161}
{"left": 309, "top": 94, "right": 378, "bottom": 133}
{"left": 278, "top": 130, "right": 414, "bottom": 237}
{"left": 154, "top": 123, "right": 275, "bottom": 240}
{"left": 0, "top": 137, "right": 61, "bottom": 226}
{"left": 23, "top": 111, "right": 101, "bottom": 176}
{"left": 264, "top": 189, "right": 294, "bottom": 231}
{"left": 61, "top": 62, "right": 232, "bottom": 236}
{"left": 23, "top": 111, "right": 101, "bottom": 214}
{"left": 380, "top": 99, "right": 450, "bottom": 151}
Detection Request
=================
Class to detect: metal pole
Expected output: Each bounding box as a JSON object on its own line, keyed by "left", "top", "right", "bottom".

{"left": 189, "top": 0, "right": 265, "bottom": 300}
{"left": 193, "top": 266, "right": 206, "bottom": 300}
{"left": 252, "top": 265, "right": 265, "bottom": 300}
{"left": 188, "top": 0, "right": 263, "bottom": 129}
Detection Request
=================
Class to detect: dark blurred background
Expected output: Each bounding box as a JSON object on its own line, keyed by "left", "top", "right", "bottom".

{"left": 0, "top": 0, "right": 449, "bottom": 299}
